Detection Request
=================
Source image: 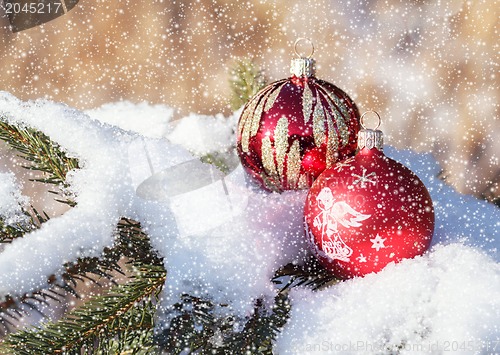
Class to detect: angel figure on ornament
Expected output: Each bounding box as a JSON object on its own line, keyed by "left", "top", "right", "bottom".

{"left": 313, "top": 187, "right": 371, "bottom": 261}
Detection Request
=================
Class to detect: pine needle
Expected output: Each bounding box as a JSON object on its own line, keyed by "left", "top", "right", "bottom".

{"left": 229, "top": 58, "right": 266, "bottom": 111}
{"left": 1, "top": 264, "right": 166, "bottom": 355}
{"left": 0, "top": 119, "right": 79, "bottom": 206}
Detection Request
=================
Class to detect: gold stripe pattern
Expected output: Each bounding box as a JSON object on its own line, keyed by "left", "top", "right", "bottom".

{"left": 325, "top": 110, "right": 339, "bottom": 168}
{"left": 286, "top": 139, "right": 301, "bottom": 189}
{"left": 302, "top": 81, "right": 313, "bottom": 124}
{"left": 250, "top": 94, "right": 267, "bottom": 138}
{"left": 239, "top": 95, "right": 260, "bottom": 152}
{"left": 327, "top": 91, "right": 350, "bottom": 125}
{"left": 239, "top": 81, "right": 286, "bottom": 153}
{"left": 264, "top": 81, "right": 286, "bottom": 112}
{"left": 274, "top": 116, "right": 289, "bottom": 179}
{"left": 312, "top": 97, "right": 326, "bottom": 147}
{"left": 316, "top": 84, "right": 351, "bottom": 147}
{"left": 261, "top": 135, "right": 278, "bottom": 178}
{"left": 260, "top": 116, "right": 307, "bottom": 191}
{"left": 333, "top": 108, "right": 349, "bottom": 147}
{"left": 298, "top": 174, "right": 309, "bottom": 189}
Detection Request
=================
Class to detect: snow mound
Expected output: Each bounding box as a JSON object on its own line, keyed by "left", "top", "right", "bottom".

{"left": 0, "top": 92, "right": 137, "bottom": 296}
{"left": 85, "top": 101, "right": 175, "bottom": 139}
{"left": 168, "top": 112, "right": 238, "bottom": 155}
{"left": 0, "top": 172, "right": 28, "bottom": 225}
{"left": 276, "top": 243, "right": 499, "bottom": 354}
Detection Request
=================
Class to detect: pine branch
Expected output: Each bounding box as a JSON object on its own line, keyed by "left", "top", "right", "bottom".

{"left": 229, "top": 58, "right": 266, "bottom": 111}
{"left": 156, "top": 294, "right": 232, "bottom": 353}
{"left": 157, "top": 293, "right": 291, "bottom": 354}
{"left": 200, "top": 153, "right": 231, "bottom": 174}
{"left": 0, "top": 120, "right": 79, "bottom": 206}
{"left": 0, "top": 219, "right": 163, "bottom": 332}
{"left": 0, "top": 118, "right": 77, "bottom": 243}
{"left": 1, "top": 264, "right": 166, "bottom": 355}
{"left": 223, "top": 293, "right": 290, "bottom": 354}
{"left": 0, "top": 217, "right": 33, "bottom": 243}
{"left": 273, "top": 255, "right": 341, "bottom": 292}
{"left": 0, "top": 204, "right": 51, "bottom": 244}
{"left": 115, "top": 218, "right": 164, "bottom": 266}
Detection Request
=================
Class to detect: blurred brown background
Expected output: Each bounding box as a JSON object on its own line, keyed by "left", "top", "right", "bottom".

{"left": 0, "top": 0, "right": 498, "bottom": 200}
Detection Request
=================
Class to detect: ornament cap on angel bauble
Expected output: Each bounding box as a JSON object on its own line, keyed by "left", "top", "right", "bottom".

{"left": 236, "top": 38, "right": 361, "bottom": 192}
{"left": 357, "top": 110, "right": 384, "bottom": 151}
{"left": 304, "top": 110, "right": 435, "bottom": 279}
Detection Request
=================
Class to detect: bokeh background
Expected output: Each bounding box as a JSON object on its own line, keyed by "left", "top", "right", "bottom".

{"left": 0, "top": 0, "right": 498, "bottom": 200}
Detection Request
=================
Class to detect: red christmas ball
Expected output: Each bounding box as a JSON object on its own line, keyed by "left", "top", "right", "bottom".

{"left": 304, "top": 115, "right": 434, "bottom": 279}
{"left": 237, "top": 41, "right": 360, "bottom": 192}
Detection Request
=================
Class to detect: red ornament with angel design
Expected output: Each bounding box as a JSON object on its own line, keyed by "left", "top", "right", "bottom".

{"left": 304, "top": 111, "right": 434, "bottom": 279}
{"left": 236, "top": 39, "right": 360, "bottom": 192}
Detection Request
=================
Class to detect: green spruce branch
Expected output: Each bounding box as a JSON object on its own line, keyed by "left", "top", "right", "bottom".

{"left": 0, "top": 215, "right": 34, "bottom": 243}
{"left": 0, "top": 202, "right": 51, "bottom": 244}
{"left": 157, "top": 293, "right": 290, "bottom": 354}
{"left": 157, "top": 294, "right": 230, "bottom": 353}
{"left": 229, "top": 58, "right": 267, "bottom": 111}
{"left": 273, "top": 255, "right": 341, "bottom": 292}
{"left": 0, "top": 219, "right": 164, "bottom": 334}
{"left": 1, "top": 263, "right": 166, "bottom": 355}
{"left": 0, "top": 118, "right": 166, "bottom": 353}
{"left": 0, "top": 120, "right": 79, "bottom": 206}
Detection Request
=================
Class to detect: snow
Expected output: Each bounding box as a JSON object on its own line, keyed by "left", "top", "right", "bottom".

{"left": 167, "top": 111, "right": 238, "bottom": 155}
{"left": 85, "top": 101, "right": 175, "bottom": 139}
{"left": 0, "top": 92, "right": 137, "bottom": 296}
{"left": 275, "top": 244, "right": 499, "bottom": 354}
{"left": 0, "top": 172, "right": 28, "bottom": 225}
{"left": 0, "top": 92, "right": 499, "bottom": 350}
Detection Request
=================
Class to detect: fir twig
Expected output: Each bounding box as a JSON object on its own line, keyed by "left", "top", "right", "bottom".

{"left": 0, "top": 120, "right": 79, "bottom": 206}
{"left": 0, "top": 216, "right": 33, "bottom": 243}
{"left": 0, "top": 204, "right": 51, "bottom": 244}
{"left": 200, "top": 153, "right": 231, "bottom": 174}
{"left": 0, "top": 219, "right": 163, "bottom": 332}
{"left": 229, "top": 58, "right": 266, "bottom": 111}
{"left": 273, "top": 255, "right": 341, "bottom": 292}
{"left": 1, "top": 264, "right": 166, "bottom": 355}
{"left": 157, "top": 293, "right": 291, "bottom": 354}
{"left": 224, "top": 293, "right": 290, "bottom": 354}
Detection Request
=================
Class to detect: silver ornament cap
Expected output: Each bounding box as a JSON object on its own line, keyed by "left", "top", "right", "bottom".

{"left": 290, "top": 38, "right": 316, "bottom": 77}
{"left": 358, "top": 110, "right": 384, "bottom": 150}
{"left": 290, "top": 58, "right": 316, "bottom": 77}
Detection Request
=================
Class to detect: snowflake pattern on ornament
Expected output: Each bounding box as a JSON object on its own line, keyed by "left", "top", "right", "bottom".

{"left": 352, "top": 167, "right": 377, "bottom": 188}
{"left": 356, "top": 254, "right": 367, "bottom": 263}
{"left": 333, "top": 157, "right": 355, "bottom": 172}
{"left": 370, "top": 234, "right": 387, "bottom": 251}
{"left": 313, "top": 187, "right": 371, "bottom": 261}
